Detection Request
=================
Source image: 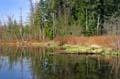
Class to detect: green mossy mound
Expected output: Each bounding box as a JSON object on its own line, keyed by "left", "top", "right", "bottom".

{"left": 62, "top": 44, "right": 119, "bottom": 55}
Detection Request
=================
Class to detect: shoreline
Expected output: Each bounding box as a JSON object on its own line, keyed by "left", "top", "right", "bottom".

{"left": 0, "top": 35, "right": 119, "bottom": 55}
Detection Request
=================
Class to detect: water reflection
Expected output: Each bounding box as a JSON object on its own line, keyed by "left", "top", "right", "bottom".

{"left": 0, "top": 47, "right": 119, "bottom": 79}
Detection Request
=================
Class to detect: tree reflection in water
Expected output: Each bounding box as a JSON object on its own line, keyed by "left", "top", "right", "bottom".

{"left": 0, "top": 47, "right": 119, "bottom": 79}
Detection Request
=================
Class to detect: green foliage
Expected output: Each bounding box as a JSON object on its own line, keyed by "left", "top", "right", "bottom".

{"left": 0, "top": 0, "right": 120, "bottom": 39}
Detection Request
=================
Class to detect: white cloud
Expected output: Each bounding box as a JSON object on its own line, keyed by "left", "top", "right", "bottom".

{"left": 32, "top": 0, "right": 39, "bottom": 3}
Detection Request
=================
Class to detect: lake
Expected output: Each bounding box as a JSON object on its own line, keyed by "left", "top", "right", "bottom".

{"left": 0, "top": 47, "right": 119, "bottom": 79}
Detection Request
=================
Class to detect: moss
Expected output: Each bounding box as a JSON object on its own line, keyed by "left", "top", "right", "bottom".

{"left": 62, "top": 44, "right": 119, "bottom": 55}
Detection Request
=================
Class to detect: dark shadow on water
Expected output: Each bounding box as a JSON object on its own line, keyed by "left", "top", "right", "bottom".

{"left": 0, "top": 47, "right": 119, "bottom": 79}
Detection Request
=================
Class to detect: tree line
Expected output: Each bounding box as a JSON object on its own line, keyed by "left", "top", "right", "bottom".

{"left": 0, "top": 0, "right": 120, "bottom": 40}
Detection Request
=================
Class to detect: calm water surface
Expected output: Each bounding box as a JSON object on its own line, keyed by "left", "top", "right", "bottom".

{"left": 0, "top": 47, "right": 120, "bottom": 79}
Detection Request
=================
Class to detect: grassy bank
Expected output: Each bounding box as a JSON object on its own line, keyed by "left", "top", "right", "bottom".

{"left": 0, "top": 41, "right": 118, "bottom": 55}
{"left": 0, "top": 35, "right": 120, "bottom": 55}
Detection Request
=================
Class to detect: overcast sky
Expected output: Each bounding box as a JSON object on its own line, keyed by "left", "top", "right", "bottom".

{"left": 0, "top": 0, "right": 39, "bottom": 23}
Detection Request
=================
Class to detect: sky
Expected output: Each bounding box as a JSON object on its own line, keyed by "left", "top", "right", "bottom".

{"left": 0, "top": 0, "right": 39, "bottom": 24}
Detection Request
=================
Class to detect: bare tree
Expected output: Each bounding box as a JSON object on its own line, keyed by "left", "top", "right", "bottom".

{"left": 20, "top": 8, "right": 24, "bottom": 41}
{"left": 29, "top": 0, "right": 35, "bottom": 26}
{"left": 104, "top": 15, "right": 120, "bottom": 52}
